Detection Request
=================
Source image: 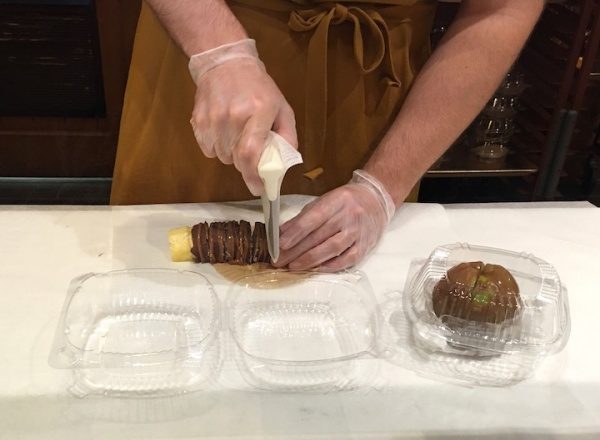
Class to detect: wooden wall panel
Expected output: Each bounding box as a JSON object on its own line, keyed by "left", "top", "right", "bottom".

{"left": 0, "top": 0, "right": 141, "bottom": 177}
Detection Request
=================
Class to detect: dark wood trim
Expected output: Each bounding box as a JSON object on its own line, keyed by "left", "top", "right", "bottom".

{"left": 533, "top": 0, "right": 596, "bottom": 198}
{"left": 0, "top": 0, "right": 141, "bottom": 177}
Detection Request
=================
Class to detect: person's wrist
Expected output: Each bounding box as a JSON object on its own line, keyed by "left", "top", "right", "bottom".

{"left": 351, "top": 169, "right": 396, "bottom": 223}
{"left": 362, "top": 159, "right": 418, "bottom": 207}
{"left": 188, "top": 38, "right": 264, "bottom": 85}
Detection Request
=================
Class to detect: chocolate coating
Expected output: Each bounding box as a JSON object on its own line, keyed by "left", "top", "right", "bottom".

{"left": 432, "top": 261, "right": 521, "bottom": 324}
{"left": 207, "top": 222, "right": 217, "bottom": 264}
{"left": 239, "top": 220, "right": 252, "bottom": 264}
{"left": 252, "top": 222, "right": 269, "bottom": 263}
{"left": 225, "top": 221, "right": 238, "bottom": 263}
{"left": 198, "top": 222, "right": 209, "bottom": 263}
{"left": 191, "top": 224, "right": 200, "bottom": 260}
{"left": 189, "top": 220, "right": 270, "bottom": 265}
{"left": 215, "top": 222, "right": 226, "bottom": 262}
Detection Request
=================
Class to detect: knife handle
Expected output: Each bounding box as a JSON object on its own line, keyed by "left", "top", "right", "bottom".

{"left": 258, "top": 132, "right": 303, "bottom": 201}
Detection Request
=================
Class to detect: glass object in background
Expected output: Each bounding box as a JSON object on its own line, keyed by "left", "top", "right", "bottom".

{"left": 498, "top": 72, "right": 527, "bottom": 96}
{"left": 483, "top": 96, "right": 520, "bottom": 119}
{"left": 475, "top": 117, "right": 515, "bottom": 144}
{"left": 472, "top": 117, "right": 514, "bottom": 160}
{"left": 472, "top": 141, "right": 510, "bottom": 160}
{"left": 470, "top": 71, "right": 526, "bottom": 161}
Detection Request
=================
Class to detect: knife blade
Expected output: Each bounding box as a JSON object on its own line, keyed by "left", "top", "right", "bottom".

{"left": 261, "top": 192, "right": 280, "bottom": 262}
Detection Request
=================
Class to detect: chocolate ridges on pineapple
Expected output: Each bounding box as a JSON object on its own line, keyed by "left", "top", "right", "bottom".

{"left": 191, "top": 224, "right": 200, "bottom": 260}
{"left": 191, "top": 222, "right": 209, "bottom": 263}
{"left": 225, "top": 221, "right": 237, "bottom": 262}
{"left": 260, "top": 222, "right": 270, "bottom": 262}
{"left": 216, "top": 222, "right": 226, "bottom": 262}
{"left": 250, "top": 222, "right": 259, "bottom": 263}
{"left": 239, "top": 220, "right": 252, "bottom": 264}
{"left": 190, "top": 220, "right": 269, "bottom": 264}
{"left": 252, "top": 222, "right": 269, "bottom": 263}
{"left": 207, "top": 221, "right": 217, "bottom": 264}
{"left": 198, "top": 222, "right": 209, "bottom": 263}
{"left": 235, "top": 221, "right": 243, "bottom": 262}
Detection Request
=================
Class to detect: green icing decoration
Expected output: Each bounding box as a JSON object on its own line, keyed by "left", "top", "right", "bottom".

{"left": 473, "top": 289, "right": 492, "bottom": 304}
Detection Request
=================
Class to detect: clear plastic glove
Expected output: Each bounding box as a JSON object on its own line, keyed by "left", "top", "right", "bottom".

{"left": 274, "top": 170, "right": 396, "bottom": 272}
{"left": 188, "top": 39, "right": 297, "bottom": 195}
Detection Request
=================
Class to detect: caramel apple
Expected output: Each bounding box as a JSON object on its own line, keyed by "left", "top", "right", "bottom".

{"left": 432, "top": 261, "right": 521, "bottom": 324}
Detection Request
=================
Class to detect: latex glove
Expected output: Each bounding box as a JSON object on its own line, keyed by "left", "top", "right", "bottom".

{"left": 188, "top": 38, "right": 297, "bottom": 195}
{"left": 274, "top": 170, "right": 396, "bottom": 272}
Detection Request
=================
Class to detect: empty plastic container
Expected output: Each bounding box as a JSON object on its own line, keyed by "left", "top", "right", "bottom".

{"left": 49, "top": 269, "right": 220, "bottom": 397}
{"left": 227, "top": 270, "right": 380, "bottom": 391}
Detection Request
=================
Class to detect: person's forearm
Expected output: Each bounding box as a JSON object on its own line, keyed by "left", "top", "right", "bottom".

{"left": 364, "top": 0, "right": 544, "bottom": 205}
{"left": 145, "top": 0, "right": 247, "bottom": 56}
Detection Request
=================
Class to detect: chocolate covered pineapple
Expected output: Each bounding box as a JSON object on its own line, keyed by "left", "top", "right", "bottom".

{"left": 169, "top": 221, "right": 270, "bottom": 264}
{"left": 432, "top": 261, "right": 522, "bottom": 324}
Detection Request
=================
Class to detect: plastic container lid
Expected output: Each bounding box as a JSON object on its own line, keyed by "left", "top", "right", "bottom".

{"left": 48, "top": 244, "right": 570, "bottom": 394}
{"left": 49, "top": 269, "right": 220, "bottom": 397}
{"left": 379, "top": 292, "right": 542, "bottom": 387}
{"left": 227, "top": 270, "right": 380, "bottom": 391}
{"left": 404, "top": 243, "right": 570, "bottom": 357}
{"left": 50, "top": 268, "right": 380, "bottom": 395}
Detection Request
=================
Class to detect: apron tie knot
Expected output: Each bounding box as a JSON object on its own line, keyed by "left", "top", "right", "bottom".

{"left": 288, "top": 3, "right": 401, "bottom": 153}
{"left": 289, "top": 3, "right": 389, "bottom": 74}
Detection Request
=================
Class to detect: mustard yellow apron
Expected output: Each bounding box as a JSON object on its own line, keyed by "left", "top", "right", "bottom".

{"left": 110, "top": 0, "right": 436, "bottom": 205}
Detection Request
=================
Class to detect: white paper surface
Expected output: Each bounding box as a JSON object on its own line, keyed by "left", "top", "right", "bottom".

{"left": 0, "top": 200, "right": 599, "bottom": 439}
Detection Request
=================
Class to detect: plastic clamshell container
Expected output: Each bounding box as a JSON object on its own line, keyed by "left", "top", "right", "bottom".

{"left": 227, "top": 270, "right": 380, "bottom": 391}
{"left": 379, "top": 291, "right": 542, "bottom": 387}
{"left": 49, "top": 269, "right": 220, "bottom": 397}
{"left": 404, "top": 243, "right": 570, "bottom": 357}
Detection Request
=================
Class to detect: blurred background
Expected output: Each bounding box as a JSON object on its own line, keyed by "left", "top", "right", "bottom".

{"left": 0, "top": 0, "right": 598, "bottom": 205}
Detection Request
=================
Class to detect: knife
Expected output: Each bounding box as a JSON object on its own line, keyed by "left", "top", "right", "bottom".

{"left": 258, "top": 132, "right": 303, "bottom": 263}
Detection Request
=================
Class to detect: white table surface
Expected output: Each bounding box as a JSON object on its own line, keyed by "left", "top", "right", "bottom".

{"left": 1, "top": 197, "right": 599, "bottom": 439}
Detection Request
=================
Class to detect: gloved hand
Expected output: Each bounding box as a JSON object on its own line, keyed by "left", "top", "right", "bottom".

{"left": 188, "top": 38, "right": 297, "bottom": 195}
{"left": 274, "top": 170, "right": 396, "bottom": 272}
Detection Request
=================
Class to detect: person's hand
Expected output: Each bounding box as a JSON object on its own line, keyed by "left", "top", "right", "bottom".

{"left": 273, "top": 170, "right": 396, "bottom": 272}
{"left": 188, "top": 39, "right": 297, "bottom": 195}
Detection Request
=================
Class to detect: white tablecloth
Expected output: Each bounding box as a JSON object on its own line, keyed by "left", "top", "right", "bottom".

{"left": 1, "top": 198, "right": 599, "bottom": 439}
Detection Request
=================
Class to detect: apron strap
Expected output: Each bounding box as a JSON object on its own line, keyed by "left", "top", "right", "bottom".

{"left": 288, "top": 3, "right": 403, "bottom": 155}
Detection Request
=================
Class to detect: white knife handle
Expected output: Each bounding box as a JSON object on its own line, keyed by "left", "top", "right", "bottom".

{"left": 258, "top": 132, "right": 303, "bottom": 201}
{"left": 258, "top": 139, "right": 285, "bottom": 202}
